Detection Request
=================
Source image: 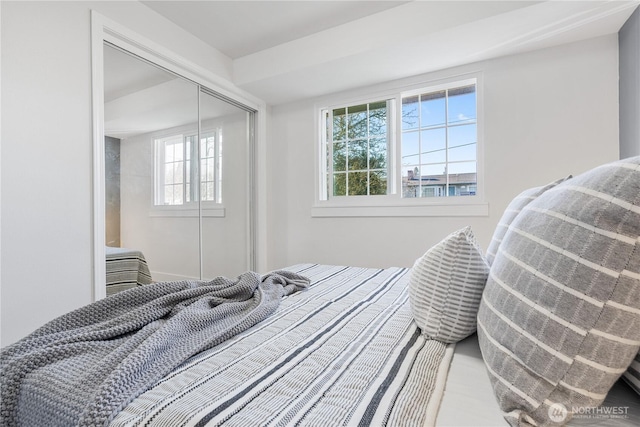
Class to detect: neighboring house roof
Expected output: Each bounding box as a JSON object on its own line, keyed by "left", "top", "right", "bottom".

{"left": 404, "top": 171, "right": 477, "bottom": 186}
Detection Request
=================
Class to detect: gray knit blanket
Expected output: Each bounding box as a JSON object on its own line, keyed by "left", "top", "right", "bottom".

{"left": 0, "top": 270, "right": 309, "bottom": 427}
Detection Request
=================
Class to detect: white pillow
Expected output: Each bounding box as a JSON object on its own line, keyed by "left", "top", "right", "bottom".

{"left": 409, "top": 226, "right": 489, "bottom": 343}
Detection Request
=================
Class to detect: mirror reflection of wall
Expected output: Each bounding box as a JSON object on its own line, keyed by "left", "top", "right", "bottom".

{"left": 103, "top": 43, "right": 254, "bottom": 296}
{"left": 105, "top": 136, "right": 121, "bottom": 247}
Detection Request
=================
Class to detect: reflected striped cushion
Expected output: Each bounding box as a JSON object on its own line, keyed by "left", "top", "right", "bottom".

{"left": 478, "top": 157, "right": 640, "bottom": 426}
{"left": 486, "top": 176, "right": 571, "bottom": 266}
{"left": 409, "top": 226, "right": 489, "bottom": 344}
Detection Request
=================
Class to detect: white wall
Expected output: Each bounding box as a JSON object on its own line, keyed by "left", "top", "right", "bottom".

{"left": 0, "top": 1, "right": 234, "bottom": 347}
{"left": 267, "top": 36, "right": 620, "bottom": 271}
{"left": 0, "top": 1, "right": 622, "bottom": 347}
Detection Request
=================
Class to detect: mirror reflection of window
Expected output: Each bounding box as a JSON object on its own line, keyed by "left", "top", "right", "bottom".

{"left": 153, "top": 130, "right": 222, "bottom": 206}
{"left": 102, "top": 43, "right": 255, "bottom": 295}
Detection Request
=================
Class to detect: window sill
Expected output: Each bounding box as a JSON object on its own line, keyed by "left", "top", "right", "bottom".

{"left": 149, "top": 206, "right": 225, "bottom": 218}
{"left": 311, "top": 201, "right": 488, "bottom": 218}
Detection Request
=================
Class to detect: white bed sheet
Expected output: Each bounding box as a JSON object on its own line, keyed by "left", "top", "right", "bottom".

{"left": 436, "top": 334, "right": 504, "bottom": 426}
{"left": 437, "top": 334, "right": 640, "bottom": 427}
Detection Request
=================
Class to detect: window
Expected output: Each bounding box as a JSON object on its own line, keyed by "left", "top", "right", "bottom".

{"left": 323, "top": 101, "right": 391, "bottom": 197}
{"left": 155, "top": 130, "right": 221, "bottom": 206}
{"left": 401, "top": 84, "right": 477, "bottom": 199}
{"left": 317, "top": 77, "right": 485, "bottom": 217}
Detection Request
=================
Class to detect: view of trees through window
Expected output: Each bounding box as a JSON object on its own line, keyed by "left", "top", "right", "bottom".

{"left": 329, "top": 101, "right": 388, "bottom": 196}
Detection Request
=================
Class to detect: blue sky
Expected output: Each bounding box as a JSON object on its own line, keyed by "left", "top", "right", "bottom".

{"left": 401, "top": 87, "right": 477, "bottom": 176}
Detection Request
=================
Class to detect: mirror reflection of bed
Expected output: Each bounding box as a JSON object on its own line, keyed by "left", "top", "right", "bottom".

{"left": 103, "top": 44, "right": 254, "bottom": 295}
{"left": 105, "top": 246, "right": 153, "bottom": 296}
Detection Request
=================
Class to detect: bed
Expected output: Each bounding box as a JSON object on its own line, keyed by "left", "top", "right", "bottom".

{"left": 106, "top": 246, "right": 153, "bottom": 295}
{"left": 110, "top": 264, "right": 453, "bottom": 427}
{"left": 2, "top": 157, "right": 640, "bottom": 427}
{"left": 110, "top": 264, "right": 640, "bottom": 427}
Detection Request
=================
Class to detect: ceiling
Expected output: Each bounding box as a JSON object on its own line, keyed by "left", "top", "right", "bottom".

{"left": 139, "top": 1, "right": 638, "bottom": 105}
{"left": 142, "top": 1, "right": 411, "bottom": 59}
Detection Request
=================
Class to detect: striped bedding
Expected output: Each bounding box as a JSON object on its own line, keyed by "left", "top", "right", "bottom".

{"left": 110, "top": 264, "right": 454, "bottom": 427}
{"left": 106, "top": 246, "right": 153, "bottom": 295}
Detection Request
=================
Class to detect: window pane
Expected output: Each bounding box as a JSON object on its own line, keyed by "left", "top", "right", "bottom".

{"left": 448, "top": 85, "right": 476, "bottom": 124}
{"left": 402, "top": 166, "right": 420, "bottom": 198}
{"left": 421, "top": 165, "right": 446, "bottom": 198}
{"left": 348, "top": 140, "right": 368, "bottom": 171}
{"left": 402, "top": 131, "right": 420, "bottom": 157}
{"left": 165, "top": 144, "right": 174, "bottom": 163}
{"left": 402, "top": 96, "right": 419, "bottom": 130}
{"left": 201, "top": 137, "right": 215, "bottom": 157}
{"left": 333, "top": 173, "right": 346, "bottom": 196}
{"left": 325, "top": 99, "right": 391, "bottom": 199}
{"left": 333, "top": 141, "right": 346, "bottom": 172}
{"left": 332, "top": 108, "right": 346, "bottom": 141}
{"left": 420, "top": 91, "right": 446, "bottom": 127}
{"left": 369, "top": 138, "right": 387, "bottom": 169}
{"left": 403, "top": 154, "right": 419, "bottom": 166}
{"left": 448, "top": 124, "right": 476, "bottom": 149}
{"left": 325, "top": 112, "right": 330, "bottom": 142}
{"left": 449, "top": 143, "right": 476, "bottom": 163}
{"left": 165, "top": 163, "right": 174, "bottom": 184}
{"left": 421, "top": 128, "right": 446, "bottom": 164}
{"left": 348, "top": 104, "right": 367, "bottom": 139}
{"left": 185, "top": 137, "right": 194, "bottom": 161}
{"left": 448, "top": 161, "right": 476, "bottom": 174}
{"left": 448, "top": 162, "right": 477, "bottom": 197}
{"left": 422, "top": 186, "right": 442, "bottom": 198}
{"left": 369, "top": 170, "right": 387, "bottom": 195}
{"left": 369, "top": 101, "right": 387, "bottom": 136}
{"left": 423, "top": 163, "right": 447, "bottom": 176}
{"left": 174, "top": 185, "right": 183, "bottom": 205}
{"left": 207, "top": 158, "right": 214, "bottom": 181}
{"left": 448, "top": 124, "right": 476, "bottom": 162}
{"left": 174, "top": 162, "right": 183, "bottom": 184}
{"left": 164, "top": 186, "right": 172, "bottom": 205}
{"left": 201, "top": 182, "right": 214, "bottom": 201}
{"left": 348, "top": 172, "right": 368, "bottom": 196}
{"left": 174, "top": 142, "right": 184, "bottom": 161}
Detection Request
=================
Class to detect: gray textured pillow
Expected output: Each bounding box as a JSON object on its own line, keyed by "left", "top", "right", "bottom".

{"left": 409, "top": 226, "right": 489, "bottom": 344}
{"left": 478, "top": 156, "right": 640, "bottom": 426}
{"left": 485, "top": 176, "right": 571, "bottom": 266}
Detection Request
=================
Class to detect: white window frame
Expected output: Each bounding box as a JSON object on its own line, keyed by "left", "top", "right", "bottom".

{"left": 151, "top": 129, "right": 225, "bottom": 218}
{"left": 319, "top": 98, "right": 396, "bottom": 200}
{"left": 313, "top": 74, "right": 487, "bottom": 218}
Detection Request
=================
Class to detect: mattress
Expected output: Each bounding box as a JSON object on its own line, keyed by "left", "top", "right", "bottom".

{"left": 105, "top": 246, "right": 153, "bottom": 295}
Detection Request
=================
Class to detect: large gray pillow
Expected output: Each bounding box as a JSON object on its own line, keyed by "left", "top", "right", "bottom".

{"left": 409, "top": 226, "right": 489, "bottom": 344}
{"left": 485, "top": 176, "right": 571, "bottom": 266}
{"left": 478, "top": 156, "right": 640, "bottom": 426}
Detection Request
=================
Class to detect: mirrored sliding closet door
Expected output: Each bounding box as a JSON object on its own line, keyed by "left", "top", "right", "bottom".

{"left": 103, "top": 44, "right": 254, "bottom": 295}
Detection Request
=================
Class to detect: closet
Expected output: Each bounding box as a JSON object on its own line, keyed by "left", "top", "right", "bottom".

{"left": 103, "top": 43, "right": 255, "bottom": 294}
